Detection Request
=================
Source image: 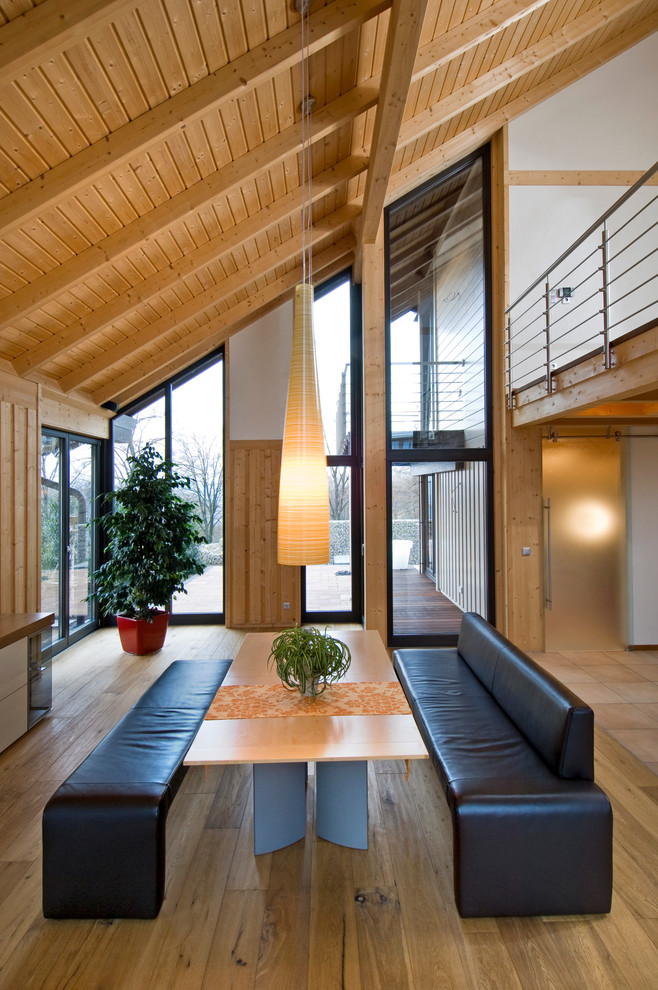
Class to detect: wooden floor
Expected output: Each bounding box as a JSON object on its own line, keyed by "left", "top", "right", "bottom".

{"left": 392, "top": 567, "right": 464, "bottom": 636}
{"left": 0, "top": 626, "right": 657, "bottom": 990}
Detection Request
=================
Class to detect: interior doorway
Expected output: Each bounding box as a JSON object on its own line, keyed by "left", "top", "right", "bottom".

{"left": 543, "top": 437, "right": 626, "bottom": 651}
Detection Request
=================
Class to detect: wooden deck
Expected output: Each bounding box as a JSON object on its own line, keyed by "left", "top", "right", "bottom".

{"left": 393, "top": 566, "right": 464, "bottom": 636}
{"left": 0, "top": 626, "right": 656, "bottom": 990}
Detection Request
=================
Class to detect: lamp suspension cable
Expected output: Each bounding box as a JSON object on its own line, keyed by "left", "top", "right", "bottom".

{"left": 277, "top": 0, "right": 330, "bottom": 567}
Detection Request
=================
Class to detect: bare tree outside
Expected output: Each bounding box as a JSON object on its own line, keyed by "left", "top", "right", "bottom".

{"left": 173, "top": 435, "right": 223, "bottom": 544}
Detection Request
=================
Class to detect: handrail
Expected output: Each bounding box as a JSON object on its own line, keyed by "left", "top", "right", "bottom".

{"left": 505, "top": 161, "right": 658, "bottom": 406}
{"left": 506, "top": 160, "right": 658, "bottom": 314}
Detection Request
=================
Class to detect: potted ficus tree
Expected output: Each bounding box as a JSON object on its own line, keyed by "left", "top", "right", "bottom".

{"left": 90, "top": 443, "right": 206, "bottom": 655}
{"left": 268, "top": 626, "right": 351, "bottom": 698}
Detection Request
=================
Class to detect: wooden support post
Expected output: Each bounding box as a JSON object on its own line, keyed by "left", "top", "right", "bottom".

{"left": 362, "top": 223, "right": 388, "bottom": 643}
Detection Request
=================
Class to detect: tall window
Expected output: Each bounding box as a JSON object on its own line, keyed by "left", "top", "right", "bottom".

{"left": 302, "top": 273, "right": 363, "bottom": 623}
{"left": 41, "top": 431, "right": 100, "bottom": 654}
{"left": 386, "top": 149, "right": 493, "bottom": 645}
{"left": 111, "top": 350, "right": 224, "bottom": 622}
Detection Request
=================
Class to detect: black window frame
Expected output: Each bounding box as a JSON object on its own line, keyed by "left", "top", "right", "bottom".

{"left": 384, "top": 146, "right": 495, "bottom": 648}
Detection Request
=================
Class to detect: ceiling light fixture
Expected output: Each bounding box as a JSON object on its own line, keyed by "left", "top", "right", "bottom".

{"left": 277, "top": 0, "right": 330, "bottom": 566}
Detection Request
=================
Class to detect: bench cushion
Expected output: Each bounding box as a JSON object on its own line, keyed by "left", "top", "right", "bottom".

{"left": 43, "top": 658, "right": 232, "bottom": 919}
{"left": 458, "top": 613, "right": 594, "bottom": 779}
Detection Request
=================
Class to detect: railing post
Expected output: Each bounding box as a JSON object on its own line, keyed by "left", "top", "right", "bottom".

{"left": 504, "top": 312, "right": 513, "bottom": 408}
{"left": 544, "top": 280, "right": 553, "bottom": 394}
{"left": 600, "top": 220, "right": 612, "bottom": 369}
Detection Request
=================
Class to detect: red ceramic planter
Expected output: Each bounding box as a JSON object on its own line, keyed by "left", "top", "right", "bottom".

{"left": 116, "top": 611, "right": 170, "bottom": 655}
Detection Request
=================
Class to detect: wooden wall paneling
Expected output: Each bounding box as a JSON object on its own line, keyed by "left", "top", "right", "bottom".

{"left": 361, "top": 222, "right": 388, "bottom": 644}
{"left": 227, "top": 440, "right": 300, "bottom": 629}
{"left": 0, "top": 372, "right": 39, "bottom": 614}
{"left": 491, "top": 126, "right": 545, "bottom": 650}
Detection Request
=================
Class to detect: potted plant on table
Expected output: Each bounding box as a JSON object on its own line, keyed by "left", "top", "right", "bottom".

{"left": 268, "top": 626, "right": 351, "bottom": 698}
{"left": 89, "top": 443, "right": 206, "bottom": 655}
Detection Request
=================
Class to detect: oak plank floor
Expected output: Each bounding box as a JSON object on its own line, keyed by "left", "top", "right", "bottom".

{"left": 0, "top": 627, "right": 657, "bottom": 989}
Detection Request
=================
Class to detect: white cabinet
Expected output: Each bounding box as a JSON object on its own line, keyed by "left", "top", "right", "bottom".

{"left": 0, "top": 613, "right": 53, "bottom": 755}
{"left": 0, "top": 639, "right": 28, "bottom": 753}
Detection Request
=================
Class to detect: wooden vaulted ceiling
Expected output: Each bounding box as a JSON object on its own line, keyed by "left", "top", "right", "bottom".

{"left": 0, "top": 0, "right": 656, "bottom": 411}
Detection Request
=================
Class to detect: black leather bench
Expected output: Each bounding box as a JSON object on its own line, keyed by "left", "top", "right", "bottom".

{"left": 394, "top": 613, "right": 613, "bottom": 918}
{"left": 42, "top": 659, "right": 230, "bottom": 919}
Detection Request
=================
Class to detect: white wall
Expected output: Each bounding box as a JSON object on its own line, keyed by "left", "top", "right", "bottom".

{"left": 626, "top": 437, "right": 658, "bottom": 646}
{"left": 508, "top": 31, "right": 658, "bottom": 301}
{"left": 507, "top": 32, "right": 658, "bottom": 648}
{"left": 229, "top": 300, "right": 292, "bottom": 440}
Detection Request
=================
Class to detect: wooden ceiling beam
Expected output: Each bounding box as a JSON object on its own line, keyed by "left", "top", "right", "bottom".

{"left": 410, "top": 0, "right": 551, "bottom": 84}
{"left": 387, "top": 8, "right": 658, "bottom": 206}
{"left": 396, "top": 0, "right": 646, "bottom": 155}
{"left": 0, "top": 0, "right": 138, "bottom": 88}
{"left": 109, "top": 252, "right": 354, "bottom": 410}
{"left": 357, "top": 0, "right": 429, "bottom": 254}
{"left": 58, "top": 203, "right": 360, "bottom": 392}
{"left": 91, "top": 236, "right": 355, "bottom": 407}
{"left": 0, "top": 0, "right": 388, "bottom": 242}
{"left": 13, "top": 155, "right": 368, "bottom": 374}
{"left": 3, "top": 85, "right": 377, "bottom": 335}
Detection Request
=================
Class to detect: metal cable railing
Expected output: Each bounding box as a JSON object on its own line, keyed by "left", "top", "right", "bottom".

{"left": 505, "top": 161, "right": 658, "bottom": 406}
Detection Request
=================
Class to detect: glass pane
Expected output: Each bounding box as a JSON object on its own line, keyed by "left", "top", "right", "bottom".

{"left": 305, "top": 465, "right": 352, "bottom": 612}
{"left": 40, "top": 435, "right": 62, "bottom": 645}
{"left": 171, "top": 361, "right": 223, "bottom": 614}
{"left": 391, "top": 461, "right": 486, "bottom": 637}
{"left": 314, "top": 279, "right": 351, "bottom": 454}
{"left": 389, "top": 158, "right": 486, "bottom": 450}
{"left": 68, "top": 441, "right": 94, "bottom": 633}
{"left": 112, "top": 395, "right": 166, "bottom": 486}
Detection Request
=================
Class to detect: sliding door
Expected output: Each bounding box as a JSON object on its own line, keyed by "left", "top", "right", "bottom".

{"left": 41, "top": 431, "right": 100, "bottom": 654}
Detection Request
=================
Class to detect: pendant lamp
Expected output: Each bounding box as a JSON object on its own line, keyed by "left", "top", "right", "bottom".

{"left": 278, "top": 282, "right": 330, "bottom": 564}
{"left": 277, "top": 0, "right": 330, "bottom": 566}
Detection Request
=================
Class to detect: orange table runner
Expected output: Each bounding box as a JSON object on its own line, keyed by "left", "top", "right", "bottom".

{"left": 205, "top": 681, "right": 410, "bottom": 720}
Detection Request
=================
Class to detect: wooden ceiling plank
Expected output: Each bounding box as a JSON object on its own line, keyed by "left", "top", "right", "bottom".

{"left": 0, "top": 0, "right": 139, "bottom": 89}
{"left": 57, "top": 202, "right": 360, "bottom": 391}
{"left": 1, "top": 84, "right": 377, "bottom": 336}
{"left": 11, "top": 156, "right": 367, "bottom": 374}
{"left": 397, "top": 0, "right": 646, "bottom": 153}
{"left": 388, "top": 7, "right": 658, "bottom": 205}
{"left": 412, "top": 0, "right": 551, "bottom": 84}
{"left": 358, "top": 0, "right": 429, "bottom": 249}
{"left": 0, "top": 0, "right": 389, "bottom": 241}
{"left": 91, "top": 235, "right": 355, "bottom": 406}
{"left": 22, "top": 157, "right": 365, "bottom": 378}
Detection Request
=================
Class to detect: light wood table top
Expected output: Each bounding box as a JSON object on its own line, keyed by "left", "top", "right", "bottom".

{"left": 184, "top": 629, "right": 429, "bottom": 766}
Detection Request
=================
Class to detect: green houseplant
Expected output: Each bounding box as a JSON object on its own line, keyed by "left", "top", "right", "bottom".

{"left": 268, "top": 626, "right": 351, "bottom": 698}
{"left": 90, "top": 444, "right": 206, "bottom": 654}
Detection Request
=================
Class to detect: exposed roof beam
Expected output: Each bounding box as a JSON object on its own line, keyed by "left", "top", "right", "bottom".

{"left": 357, "top": 0, "right": 429, "bottom": 249}
{"left": 0, "top": 0, "right": 388, "bottom": 242}
{"left": 2, "top": 85, "right": 377, "bottom": 336}
{"left": 410, "top": 0, "right": 551, "bottom": 84}
{"left": 109, "top": 250, "right": 353, "bottom": 409}
{"left": 0, "top": 0, "right": 139, "bottom": 88}
{"left": 92, "top": 236, "right": 355, "bottom": 407}
{"left": 13, "top": 155, "right": 368, "bottom": 374}
{"left": 387, "top": 8, "right": 658, "bottom": 205}
{"left": 59, "top": 203, "right": 360, "bottom": 392}
{"left": 396, "top": 0, "right": 647, "bottom": 154}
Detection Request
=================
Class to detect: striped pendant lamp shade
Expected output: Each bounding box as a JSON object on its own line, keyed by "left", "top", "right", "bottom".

{"left": 277, "top": 282, "right": 330, "bottom": 565}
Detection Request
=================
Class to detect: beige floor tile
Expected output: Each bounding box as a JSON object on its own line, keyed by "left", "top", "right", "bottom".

{"left": 592, "top": 703, "right": 658, "bottom": 729}
{"left": 636, "top": 702, "right": 658, "bottom": 719}
{"left": 560, "top": 651, "right": 622, "bottom": 666}
{"left": 605, "top": 728, "right": 658, "bottom": 765}
{"left": 625, "top": 664, "right": 658, "bottom": 682}
{"left": 587, "top": 664, "right": 651, "bottom": 683}
{"left": 573, "top": 682, "right": 627, "bottom": 704}
{"left": 608, "top": 681, "right": 658, "bottom": 703}
{"left": 605, "top": 650, "right": 658, "bottom": 664}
